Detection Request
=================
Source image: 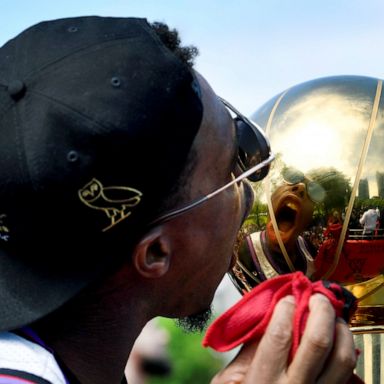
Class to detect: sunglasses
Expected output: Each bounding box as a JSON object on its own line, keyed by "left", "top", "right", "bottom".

{"left": 149, "top": 97, "right": 275, "bottom": 226}
{"left": 221, "top": 98, "right": 272, "bottom": 182}
{"left": 282, "top": 167, "right": 326, "bottom": 203}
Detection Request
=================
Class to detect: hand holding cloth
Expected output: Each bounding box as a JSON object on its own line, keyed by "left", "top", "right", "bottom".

{"left": 203, "top": 271, "right": 363, "bottom": 383}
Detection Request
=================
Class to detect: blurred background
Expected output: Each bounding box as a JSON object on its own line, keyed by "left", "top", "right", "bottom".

{"left": 2, "top": 1, "right": 384, "bottom": 382}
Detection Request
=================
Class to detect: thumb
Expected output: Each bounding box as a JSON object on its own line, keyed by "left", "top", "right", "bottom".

{"left": 210, "top": 342, "right": 259, "bottom": 384}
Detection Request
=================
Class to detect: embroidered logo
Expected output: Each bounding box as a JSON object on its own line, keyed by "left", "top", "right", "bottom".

{"left": 0, "top": 214, "right": 10, "bottom": 242}
{"left": 78, "top": 178, "right": 142, "bottom": 232}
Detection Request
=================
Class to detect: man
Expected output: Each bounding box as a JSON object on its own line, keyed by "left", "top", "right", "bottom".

{"left": 359, "top": 206, "right": 380, "bottom": 237}
{"left": 0, "top": 16, "right": 356, "bottom": 383}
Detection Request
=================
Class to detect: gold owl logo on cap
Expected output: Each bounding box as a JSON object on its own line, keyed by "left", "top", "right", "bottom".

{"left": 0, "top": 214, "right": 10, "bottom": 242}
{"left": 78, "top": 178, "right": 142, "bottom": 232}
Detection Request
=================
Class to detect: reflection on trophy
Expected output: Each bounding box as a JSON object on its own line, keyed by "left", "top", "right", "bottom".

{"left": 230, "top": 75, "right": 384, "bottom": 383}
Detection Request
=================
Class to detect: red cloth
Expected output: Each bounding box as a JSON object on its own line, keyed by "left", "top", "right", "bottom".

{"left": 203, "top": 271, "right": 363, "bottom": 383}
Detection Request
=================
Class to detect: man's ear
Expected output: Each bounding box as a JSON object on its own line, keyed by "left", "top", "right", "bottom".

{"left": 132, "top": 227, "right": 172, "bottom": 278}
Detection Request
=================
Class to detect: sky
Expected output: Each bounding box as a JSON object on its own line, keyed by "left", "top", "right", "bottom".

{"left": 2, "top": 0, "right": 384, "bottom": 116}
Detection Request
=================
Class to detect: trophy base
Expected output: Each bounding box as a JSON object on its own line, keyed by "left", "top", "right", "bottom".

{"left": 350, "top": 325, "right": 383, "bottom": 384}
{"left": 349, "top": 306, "right": 384, "bottom": 328}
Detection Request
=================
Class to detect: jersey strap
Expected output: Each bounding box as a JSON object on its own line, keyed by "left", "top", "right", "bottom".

{"left": 0, "top": 368, "right": 52, "bottom": 384}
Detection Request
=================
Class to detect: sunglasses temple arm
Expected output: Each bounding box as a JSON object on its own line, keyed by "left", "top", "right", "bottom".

{"left": 149, "top": 152, "right": 275, "bottom": 226}
{"left": 205, "top": 152, "right": 275, "bottom": 200}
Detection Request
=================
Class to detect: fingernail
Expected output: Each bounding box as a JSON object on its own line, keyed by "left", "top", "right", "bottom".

{"left": 282, "top": 295, "right": 295, "bottom": 305}
{"left": 312, "top": 293, "right": 329, "bottom": 302}
{"left": 309, "top": 293, "right": 331, "bottom": 308}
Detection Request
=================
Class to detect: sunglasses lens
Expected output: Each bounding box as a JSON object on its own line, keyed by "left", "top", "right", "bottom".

{"left": 283, "top": 168, "right": 326, "bottom": 203}
{"left": 282, "top": 168, "right": 304, "bottom": 185}
{"left": 236, "top": 119, "right": 271, "bottom": 182}
{"left": 307, "top": 181, "right": 326, "bottom": 203}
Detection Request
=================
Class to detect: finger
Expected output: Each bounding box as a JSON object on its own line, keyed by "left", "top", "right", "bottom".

{"left": 210, "top": 342, "right": 259, "bottom": 384}
{"left": 244, "top": 295, "right": 295, "bottom": 383}
{"left": 317, "top": 318, "right": 357, "bottom": 384}
{"left": 287, "top": 294, "right": 335, "bottom": 382}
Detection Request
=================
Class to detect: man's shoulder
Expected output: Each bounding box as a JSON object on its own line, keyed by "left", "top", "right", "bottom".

{"left": 0, "top": 332, "right": 66, "bottom": 384}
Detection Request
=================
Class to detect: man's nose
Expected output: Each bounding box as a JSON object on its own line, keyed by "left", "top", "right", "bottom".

{"left": 290, "top": 182, "right": 307, "bottom": 199}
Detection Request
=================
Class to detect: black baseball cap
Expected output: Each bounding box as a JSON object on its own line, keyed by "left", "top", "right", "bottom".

{"left": 0, "top": 16, "right": 203, "bottom": 331}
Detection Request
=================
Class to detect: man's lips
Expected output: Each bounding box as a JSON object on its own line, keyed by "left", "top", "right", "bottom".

{"left": 241, "top": 179, "right": 255, "bottom": 224}
{"left": 272, "top": 194, "right": 303, "bottom": 241}
{"left": 229, "top": 252, "right": 237, "bottom": 271}
{"left": 230, "top": 228, "right": 248, "bottom": 272}
{"left": 276, "top": 199, "right": 300, "bottom": 232}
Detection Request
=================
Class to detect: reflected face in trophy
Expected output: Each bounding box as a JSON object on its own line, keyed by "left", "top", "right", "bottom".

{"left": 266, "top": 182, "right": 315, "bottom": 253}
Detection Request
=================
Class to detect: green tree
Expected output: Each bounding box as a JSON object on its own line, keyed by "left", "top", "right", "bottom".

{"left": 308, "top": 167, "right": 352, "bottom": 218}
{"left": 149, "top": 318, "right": 225, "bottom": 384}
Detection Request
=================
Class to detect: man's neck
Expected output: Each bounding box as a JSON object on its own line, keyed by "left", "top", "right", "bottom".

{"left": 32, "top": 286, "right": 151, "bottom": 384}
{"left": 35, "top": 313, "right": 146, "bottom": 384}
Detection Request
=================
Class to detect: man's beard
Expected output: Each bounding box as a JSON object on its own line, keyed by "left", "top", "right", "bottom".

{"left": 176, "top": 306, "right": 213, "bottom": 333}
{"left": 175, "top": 231, "right": 246, "bottom": 334}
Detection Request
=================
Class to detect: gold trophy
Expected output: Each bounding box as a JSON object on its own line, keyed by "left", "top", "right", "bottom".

{"left": 229, "top": 75, "right": 384, "bottom": 383}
